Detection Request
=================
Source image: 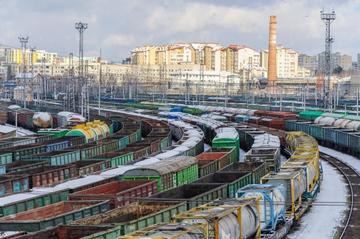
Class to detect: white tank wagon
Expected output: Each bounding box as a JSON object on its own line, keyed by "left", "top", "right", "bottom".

{"left": 32, "top": 112, "right": 53, "bottom": 128}
{"left": 281, "top": 161, "right": 317, "bottom": 198}
{"left": 119, "top": 223, "right": 206, "bottom": 239}
{"left": 174, "top": 198, "right": 260, "bottom": 239}
{"left": 236, "top": 184, "right": 286, "bottom": 231}
{"left": 261, "top": 169, "right": 306, "bottom": 217}
{"left": 56, "top": 111, "right": 86, "bottom": 127}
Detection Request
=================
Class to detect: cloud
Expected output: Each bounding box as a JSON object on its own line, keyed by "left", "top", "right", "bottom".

{"left": 0, "top": 0, "right": 360, "bottom": 61}
{"left": 102, "top": 34, "right": 136, "bottom": 47}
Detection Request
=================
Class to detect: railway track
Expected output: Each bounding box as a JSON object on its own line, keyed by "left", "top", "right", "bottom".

{"left": 320, "top": 152, "right": 360, "bottom": 239}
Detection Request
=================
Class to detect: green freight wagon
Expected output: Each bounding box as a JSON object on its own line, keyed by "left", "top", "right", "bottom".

{"left": 27, "top": 150, "right": 81, "bottom": 166}
{"left": 122, "top": 156, "right": 198, "bottom": 191}
{"left": 148, "top": 183, "right": 228, "bottom": 209}
{"left": 75, "top": 202, "right": 187, "bottom": 239}
{"left": 91, "top": 151, "right": 134, "bottom": 168}
{"left": 298, "top": 111, "right": 324, "bottom": 121}
{"left": 0, "top": 152, "right": 13, "bottom": 165}
{"left": 37, "top": 129, "right": 70, "bottom": 138}
{"left": 106, "top": 136, "right": 129, "bottom": 150}
{"left": 195, "top": 171, "right": 253, "bottom": 198}
{"left": 0, "top": 188, "right": 69, "bottom": 217}
{"left": 221, "top": 161, "right": 267, "bottom": 185}
{"left": 212, "top": 127, "right": 240, "bottom": 161}
{"left": 0, "top": 200, "right": 110, "bottom": 232}
{"left": 0, "top": 143, "right": 47, "bottom": 161}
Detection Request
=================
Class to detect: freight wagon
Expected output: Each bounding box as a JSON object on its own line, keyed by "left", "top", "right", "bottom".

{"left": 0, "top": 200, "right": 110, "bottom": 232}
{"left": 8, "top": 164, "right": 77, "bottom": 188}
{"left": 148, "top": 183, "right": 228, "bottom": 209}
{"left": 9, "top": 225, "right": 114, "bottom": 239}
{"left": 173, "top": 198, "right": 261, "bottom": 239}
{"left": 0, "top": 188, "right": 69, "bottom": 217}
{"left": 69, "top": 180, "right": 157, "bottom": 208}
{"left": 90, "top": 151, "right": 134, "bottom": 168}
{"left": 212, "top": 127, "right": 240, "bottom": 160}
{"left": 0, "top": 160, "right": 48, "bottom": 175}
{"left": 121, "top": 156, "right": 199, "bottom": 191}
{"left": 0, "top": 174, "right": 29, "bottom": 196}
{"left": 26, "top": 150, "right": 81, "bottom": 166}
{"left": 196, "top": 150, "right": 233, "bottom": 177}
{"left": 195, "top": 171, "right": 253, "bottom": 198}
{"left": 72, "top": 201, "right": 187, "bottom": 239}
{"left": 118, "top": 223, "right": 206, "bottom": 239}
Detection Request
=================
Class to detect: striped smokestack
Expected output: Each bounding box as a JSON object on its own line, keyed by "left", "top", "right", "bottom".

{"left": 268, "top": 15, "right": 277, "bottom": 85}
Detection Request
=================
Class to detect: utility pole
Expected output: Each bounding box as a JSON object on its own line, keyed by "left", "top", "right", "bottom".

{"left": 321, "top": 10, "right": 336, "bottom": 109}
{"left": 75, "top": 21, "right": 88, "bottom": 117}
{"left": 98, "top": 49, "right": 102, "bottom": 115}
{"left": 30, "top": 47, "right": 36, "bottom": 105}
{"left": 19, "top": 36, "right": 29, "bottom": 108}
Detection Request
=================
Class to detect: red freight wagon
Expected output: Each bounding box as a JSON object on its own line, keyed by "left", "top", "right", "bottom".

{"left": 69, "top": 180, "right": 157, "bottom": 208}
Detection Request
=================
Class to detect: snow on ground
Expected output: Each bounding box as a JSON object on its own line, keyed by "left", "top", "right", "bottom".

{"left": 239, "top": 148, "right": 246, "bottom": 162}
{"left": 320, "top": 146, "right": 360, "bottom": 173}
{"left": 287, "top": 160, "right": 347, "bottom": 239}
{"left": 204, "top": 143, "right": 211, "bottom": 152}
{"left": 4, "top": 124, "right": 35, "bottom": 136}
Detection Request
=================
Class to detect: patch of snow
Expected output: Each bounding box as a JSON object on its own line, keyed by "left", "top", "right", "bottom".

{"left": 319, "top": 146, "right": 360, "bottom": 173}
{"left": 287, "top": 160, "right": 347, "bottom": 239}
{"left": 204, "top": 144, "right": 211, "bottom": 152}
{"left": 239, "top": 148, "right": 246, "bottom": 162}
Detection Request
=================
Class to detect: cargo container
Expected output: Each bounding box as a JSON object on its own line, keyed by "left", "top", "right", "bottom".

{"left": 12, "top": 225, "right": 114, "bottom": 239}
{"left": 69, "top": 181, "right": 157, "bottom": 208}
{"left": 119, "top": 223, "right": 205, "bottom": 239}
{"left": 0, "top": 188, "right": 69, "bottom": 217}
{"left": 348, "top": 132, "right": 360, "bottom": 156}
{"left": 298, "top": 111, "right": 324, "bottom": 121}
{"left": 336, "top": 129, "right": 356, "bottom": 149}
{"left": 0, "top": 175, "right": 29, "bottom": 196}
{"left": 121, "top": 145, "right": 150, "bottom": 161}
{"left": 196, "top": 151, "right": 231, "bottom": 177}
{"left": 284, "top": 120, "right": 298, "bottom": 132}
{"left": 75, "top": 160, "right": 111, "bottom": 176}
{"left": 254, "top": 110, "right": 297, "bottom": 120}
{"left": 0, "top": 152, "right": 13, "bottom": 165}
{"left": 27, "top": 150, "right": 81, "bottom": 166}
{"left": 246, "top": 148, "right": 281, "bottom": 172}
{"left": 105, "top": 136, "right": 129, "bottom": 150}
{"left": 122, "top": 156, "right": 198, "bottom": 191}
{"left": 44, "top": 138, "right": 71, "bottom": 153}
{"left": 0, "top": 143, "right": 47, "bottom": 161}
{"left": 9, "top": 164, "right": 78, "bottom": 187}
{"left": 0, "top": 160, "right": 49, "bottom": 175}
{"left": 174, "top": 198, "right": 260, "bottom": 239}
{"left": 73, "top": 201, "right": 186, "bottom": 238}
{"left": 259, "top": 117, "right": 285, "bottom": 130}
{"left": 0, "top": 200, "right": 110, "bottom": 232}
{"left": 91, "top": 151, "right": 134, "bottom": 168}
{"left": 0, "top": 137, "right": 36, "bottom": 149}
{"left": 195, "top": 171, "right": 252, "bottom": 198}
{"left": 281, "top": 160, "right": 318, "bottom": 198}
{"left": 261, "top": 169, "right": 306, "bottom": 216}
{"left": 37, "top": 129, "right": 70, "bottom": 138}
{"left": 237, "top": 184, "right": 286, "bottom": 231}
{"left": 222, "top": 162, "right": 267, "bottom": 184}
{"left": 148, "top": 183, "right": 227, "bottom": 209}
{"left": 212, "top": 127, "right": 240, "bottom": 160}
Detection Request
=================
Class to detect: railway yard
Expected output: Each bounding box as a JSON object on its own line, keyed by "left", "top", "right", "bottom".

{"left": 0, "top": 100, "right": 356, "bottom": 238}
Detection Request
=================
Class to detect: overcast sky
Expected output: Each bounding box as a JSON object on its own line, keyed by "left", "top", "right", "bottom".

{"left": 0, "top": 0, "right": 358, "bottom": 62}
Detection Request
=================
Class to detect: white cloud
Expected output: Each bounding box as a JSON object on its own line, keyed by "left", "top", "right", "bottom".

{"left": 102, "top": 34, "right": 136, "bottom": 47}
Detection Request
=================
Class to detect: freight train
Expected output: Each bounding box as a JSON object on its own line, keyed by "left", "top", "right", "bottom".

{"left": 0, "top": 103, "right": 323, "bottom": 238}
